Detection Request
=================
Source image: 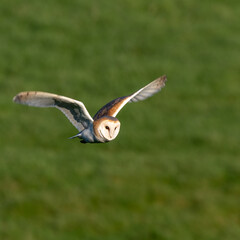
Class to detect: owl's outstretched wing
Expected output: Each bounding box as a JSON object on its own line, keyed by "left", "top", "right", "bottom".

{"left": 93, "top": 75, "right": 167, "bottom": 120}
{"left": 13, "top": 91, "right": 93, "bottom": 131}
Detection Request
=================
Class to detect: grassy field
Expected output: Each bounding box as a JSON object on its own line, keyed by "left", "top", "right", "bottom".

{"left": 1, "top": 0, "right": 240, "bottom": 239}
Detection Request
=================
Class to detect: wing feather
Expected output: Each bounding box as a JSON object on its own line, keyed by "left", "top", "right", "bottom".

{"left": 93, "top": 75, "right": 167, "bottom": 119}
{"left": 129, "top": 75, "right": 167, "bottom": 103}
{"left": 13, "top": 91, "right": 93, "bottom": 131}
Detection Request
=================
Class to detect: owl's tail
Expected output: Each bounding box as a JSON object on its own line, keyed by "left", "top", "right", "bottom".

{"left": 68, "top": 132, "right": 82, "bottom": 139}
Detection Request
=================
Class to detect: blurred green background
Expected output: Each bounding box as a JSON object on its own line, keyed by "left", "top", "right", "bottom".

{"left": 1, "top": 0, "right": 240, "bottom": 239}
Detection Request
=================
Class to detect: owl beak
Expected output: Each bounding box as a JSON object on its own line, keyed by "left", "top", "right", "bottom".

{"left": 110, "top": 129, "right": 114, "bottom": 139}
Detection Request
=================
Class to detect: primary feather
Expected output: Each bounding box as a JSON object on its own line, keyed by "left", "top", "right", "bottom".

{"left": 13, "top": 91, "right": 93, "bottom": 131}
{"left": 129, "top": 75, "right": 167, "bottom": 103}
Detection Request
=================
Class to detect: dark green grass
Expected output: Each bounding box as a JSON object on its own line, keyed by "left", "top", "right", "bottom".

{"left": 1, "top": 0, "right": 240, "bottom": 239}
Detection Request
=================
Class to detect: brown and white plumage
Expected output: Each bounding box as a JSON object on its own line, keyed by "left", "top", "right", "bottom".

{"left": 13, "top": 75, "right": 167, "bottom": 143}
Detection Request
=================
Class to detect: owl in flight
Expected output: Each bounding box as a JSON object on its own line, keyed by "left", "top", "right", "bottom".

{"left": 13, "top": 75, "right": 167, "bottom": 144}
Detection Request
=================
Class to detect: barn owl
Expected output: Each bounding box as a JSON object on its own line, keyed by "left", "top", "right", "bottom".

{"left": 13, "top": 75, "right": 167, "bottom": 143}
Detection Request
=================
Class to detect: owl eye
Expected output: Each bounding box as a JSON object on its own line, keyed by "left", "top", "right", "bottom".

{"left": 105, "top": 126, "right": 110, "bottom": 130}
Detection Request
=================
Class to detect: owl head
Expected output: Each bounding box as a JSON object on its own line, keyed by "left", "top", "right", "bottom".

{"left": 93, "top": 116, "right": 120, "bottom": 142}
